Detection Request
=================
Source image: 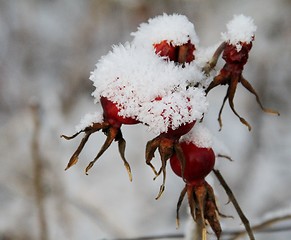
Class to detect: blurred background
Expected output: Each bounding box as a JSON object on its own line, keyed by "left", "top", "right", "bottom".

{"left": 0, "top": 0, "right": 291, "bottom": 239}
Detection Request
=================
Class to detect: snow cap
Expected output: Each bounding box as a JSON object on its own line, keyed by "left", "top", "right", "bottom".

{"left": 221, "top": 14, "right": 257, "bottom": 51}
{"left": 131, "top": 13, "right": 199, "bottom": 47}
{"left": 75, "top": 112, "right": 103, "bottom": 132}
{"left": 181, "top": 124, "right": 213, "bottom": 148}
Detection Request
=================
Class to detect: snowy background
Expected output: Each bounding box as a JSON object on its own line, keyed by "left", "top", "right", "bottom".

{"left": 0, "top": 0, "right": 291, "bottom": 239}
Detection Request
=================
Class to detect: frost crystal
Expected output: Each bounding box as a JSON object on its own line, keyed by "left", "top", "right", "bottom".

{"left": 75, "top": 112, "right": 103, "bottom": 132}
{"left": 221, "top": 14, "right": 257, "bottom": 51}
{"left": 131, "top": 13, "right": 199, "bottom": 48}
{"left": 181, "top": 124, "right": 213, "bottom": 148}
{"left": 90, "top": 42, "right": 207, "bottom": 134}
{"left": 139, "top": 88, "right": 208, "bottom": 134}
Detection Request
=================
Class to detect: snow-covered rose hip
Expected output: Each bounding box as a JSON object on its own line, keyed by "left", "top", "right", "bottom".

{"left": 132, "top": 13, "right": 199, "bottom": 64}
{"left": 61, "top": 44, "right": 145, "bottom": 180}
{"left": 205, "top": 14, "right": 279, "bottom": 131}
{"left": 61, "top": 96, "right": 139, "bottom": 181}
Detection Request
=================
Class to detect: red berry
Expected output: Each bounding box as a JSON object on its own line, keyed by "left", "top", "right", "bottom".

{"left": 170, "top": 142, "right": 215, "bottom": 185}
{"left": 161, "top": 121, "right": 196, "bottom": 140}
{"left": 222, "top": 42, "right": 252, "bottom": 66}
{"left": 154, "top": 40, "right": 177, "bottom": 62}
{"left": 153, "top": 40, "right": 195, "bottom": 63}
{"left": 100, "top": 96, "right": 139, "bottom": 128}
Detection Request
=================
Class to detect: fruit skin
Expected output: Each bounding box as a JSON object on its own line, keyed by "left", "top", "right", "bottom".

{"left": 154, "top": 40, "right": 177, "bottom": 62}
{"left": 170, "top": 142, "right": 215, "bottom": 185}
{"left": 161, "top": 121, "right": 196, "bottom": 140}
{"left": 100, "top": 96, "right": 139, "bottom": 128}
{"left": 153, "top": 40, "right": 195, "bottom": 63}
{"left": 222, "top": 42, "right": 252, "bottom": 73}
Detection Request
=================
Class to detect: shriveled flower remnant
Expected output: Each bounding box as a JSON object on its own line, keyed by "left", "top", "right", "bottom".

{"left": 62, "top": 13, "right": 279, "bottom": 240}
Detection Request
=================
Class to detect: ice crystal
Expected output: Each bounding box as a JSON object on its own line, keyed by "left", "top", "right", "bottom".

{"left": 221, "top": 14, "right": 257, "bottom": 51}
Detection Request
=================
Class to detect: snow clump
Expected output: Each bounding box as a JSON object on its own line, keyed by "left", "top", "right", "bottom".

{"left": 131, "top": 13, "right": 199, "bottom": 48}
{"left": 181, "top": 124, "right": 213, "bottom": 148}
{"left": 75, "top": 112, "right": 103, "bottom": 132}
{"left": 221, "top": 14, "right": 257, "bottom": 51}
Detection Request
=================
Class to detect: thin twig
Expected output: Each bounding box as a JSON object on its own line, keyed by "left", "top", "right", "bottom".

{"left": 228, "top": 214, "right": 291, "bottom": 239}
{"left": 202, "top": 42, "right": 226, "bottom": 75}
{"left": 30, "top": 101, "right": 49, "bottom": 240}
{"left": 213, "top": 169, "right": 255, "bottom": 240}
{"left": 108, "top": 234, "right": 183, "bottom": 240}
{"left": 106, "top": 222, "right": 291, "bottom": 240}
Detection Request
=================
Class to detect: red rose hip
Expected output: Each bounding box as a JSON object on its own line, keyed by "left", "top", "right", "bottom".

{"left": 170, "top": 141, "right": 215, "bottom": 185}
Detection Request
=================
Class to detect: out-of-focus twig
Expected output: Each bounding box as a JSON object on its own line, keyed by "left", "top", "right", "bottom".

{"left": 107, "top": 220, "right": 291, "bottom": 240}
{"left": 30, "top": 101, "right": 49, "bottom": 240}
{"left": 228, "top": 214, "right": 291, "bottom": 240}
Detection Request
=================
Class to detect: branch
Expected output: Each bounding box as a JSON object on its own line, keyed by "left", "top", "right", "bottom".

{"left": 30, "top": 101, "right": 49, "bottom": 240}
{"left": 213, "top": 169, "right": 255, "bottom": 240}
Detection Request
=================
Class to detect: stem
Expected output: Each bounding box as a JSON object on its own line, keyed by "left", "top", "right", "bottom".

{"left": 229, "top": 214, "right": 291, "bottom": 239}
{"left": 213, "top": 169, "right": 255, "bottom": 240}
{"left": 203, "top": 42, "right": 226, "bottom": 75}
{"left": 30, "top": 102, "right": 49, "bottom": 240}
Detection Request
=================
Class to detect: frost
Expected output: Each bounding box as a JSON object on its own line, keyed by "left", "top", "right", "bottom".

{"left": 90, "top": 42, "right": 207, "bottom": 134}
{"left": 181, "top": 123, "right": 213, "bottom": 148}
{"left": 131, "top": 13, "right": 199, "bottom": 48}
{"left": 221, "top": 14, "right": 257, "bottom": 51}
{"left": 139, "top": 88, "right": 208, "bottom": 134}
{"left": 75, "top": 112, "right": 103, "bottom": 132}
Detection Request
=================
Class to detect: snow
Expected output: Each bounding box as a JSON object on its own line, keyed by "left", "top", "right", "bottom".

{"left": 139, "top": 88, "right": 208, "bottom": 134}
{"left": 181, "top": 123, "right": 213, "bottom": 148}
{"left": 90, "top": 42, "right": 208, "bottom": 134}
{"left": 131, "top": 13, "right": 199, "bottom": 48}
{"left": 75, "top": 111, "right": 103, "bottom": 132}
{"left": 221, "top": 14, "right": 257, "bottom": 51}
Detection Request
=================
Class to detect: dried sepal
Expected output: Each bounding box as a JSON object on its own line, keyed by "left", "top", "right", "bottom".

{"left": 145, "top": 137, "right": 161, "bottom": 176}
{"left": 117, "top": 131, "right": 132, "bottom": 181}
{"left": 176, "top": 185, "right": 187, "bottom": 228}
{"left": 62, "top": 122, "right": 133, "bottom": 180}
{"left": 145, "top": 136, "right": 180, "bottom": 199}
{"left": 85, "top": 126, "right": 119, "bottom": 175}
{"left": 61, "top": 122, "right": 109, "bottom": 170}
{"left": 176, "top": 181, "right": 222, "bottom": 239}
{"left": 240, "top": 76, "right": 280, "bottom": 116}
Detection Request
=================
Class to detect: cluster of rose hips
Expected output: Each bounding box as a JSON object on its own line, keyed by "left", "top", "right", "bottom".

{"left": 62, "top": 14, "right": 278, "bottom": 239}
